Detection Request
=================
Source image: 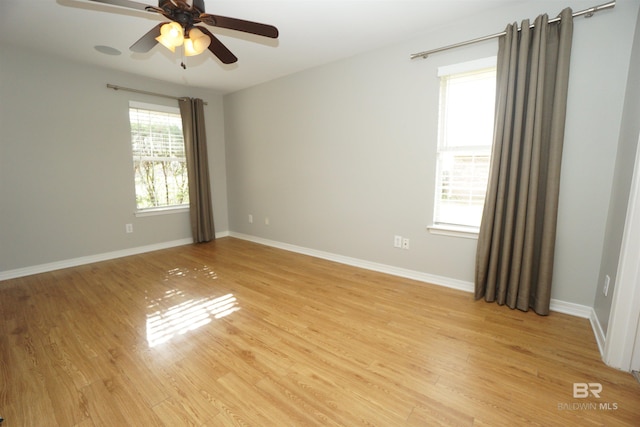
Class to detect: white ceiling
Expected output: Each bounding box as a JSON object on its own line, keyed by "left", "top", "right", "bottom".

{"left": 2, "top": 0, "right": 526, "bottom": 94}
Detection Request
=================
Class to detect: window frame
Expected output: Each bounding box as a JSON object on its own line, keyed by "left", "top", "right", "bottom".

{"left": 128, "top": 101, "right": 190, "bottom": 216}
{"left": 428, "top": 57, "right": 497, "bottom": 239}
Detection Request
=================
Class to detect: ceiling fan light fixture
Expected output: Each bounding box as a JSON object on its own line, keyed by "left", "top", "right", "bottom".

{"left": 91, "top": 0, "right": 278, "bottom": 66}
{"left": 155, "top": 22, "right": 184, "bottom": 52}
{"left": 184, "top": 27, "right": 211, "bottom": 56}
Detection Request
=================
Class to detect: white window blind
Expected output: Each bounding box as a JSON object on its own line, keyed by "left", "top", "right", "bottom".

{"left": 129, "top": 103, "right": 189, "bottom": 210}
{"left": 434, "top": 60, "right": 496, "bottom": 230}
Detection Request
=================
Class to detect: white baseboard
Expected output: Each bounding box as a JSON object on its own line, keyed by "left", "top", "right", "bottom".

{"left": 0, "top": 232, "right": 228, "bottom": 282}
{"left": 548, "top": 299, "right": 593, "bottom": 319}
{"left": 230, "top": 232, "right": 594, "bottom": 319}
{"left": 590, "top": 308, "right": 607, "bottom": 357}
{"left": 0, "top": 238, "right": 194, "bottom": 281}
{"left": 229, "top": 232, "right": 475, "bottom": 293}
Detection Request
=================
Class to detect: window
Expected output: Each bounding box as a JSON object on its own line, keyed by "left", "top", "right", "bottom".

{"left": 129, "top": 102, "right": 189, "bottom": 212}
{"left": 433, "top": 58, "right": 496, "bottom": 233}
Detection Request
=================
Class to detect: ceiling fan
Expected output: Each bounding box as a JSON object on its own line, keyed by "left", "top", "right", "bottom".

{"left": 88, "top": 0, "right": 279, "bottom": 65}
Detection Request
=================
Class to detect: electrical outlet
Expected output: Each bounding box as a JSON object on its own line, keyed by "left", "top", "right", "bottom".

{"left": 248, "top": 214, "right": 253, "bottom": 224}
{"left": 265, "top": 217, "right": 270, "bottom": 226}
{"left": 603, "top": 275, "right": 611, "bottom": 297}
{"left": 394, "top": 235, "right": 402, "bottom": 248}
{"left": 402, "top": 238, "right": 410, "bottom": 250}
{"left": 125, "top": 223, "right": 133, "bottom": 233}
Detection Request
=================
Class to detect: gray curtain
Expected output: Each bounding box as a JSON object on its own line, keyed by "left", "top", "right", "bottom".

{"left": 179, "top": 98, "right": 215, "bottom": 243}
{"left": 475, "top": 8, "right": 573, "bottom": 315}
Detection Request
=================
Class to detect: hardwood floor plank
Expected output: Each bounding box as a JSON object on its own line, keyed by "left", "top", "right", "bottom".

{"left": 1, "top": 237, "right": 638, "bottom": 426}
{"left": 255, "top": 374, "right": 346, "bottom": 427}
{"left": 45, "top": 326, "right": 96, "bottom": 389}
{"left": 406, "top": 400, "right": 474, "bottom": 427}
{"left": 151, "top": 397, "right": 205, "bottom": 426}
{"left": 80, "top": 379, "right": 139, "bottom": 427}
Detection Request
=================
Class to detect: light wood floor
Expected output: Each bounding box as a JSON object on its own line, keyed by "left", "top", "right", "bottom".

{"left": 1, "top": 237, "right": 638, "bottom": 426}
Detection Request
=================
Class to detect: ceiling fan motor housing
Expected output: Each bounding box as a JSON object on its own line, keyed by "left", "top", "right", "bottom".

{"left": 158, "top": 0, "right": 205, "bottom": 13}
{"left": 158, "top": 1, "right": 200, "bottom": 27}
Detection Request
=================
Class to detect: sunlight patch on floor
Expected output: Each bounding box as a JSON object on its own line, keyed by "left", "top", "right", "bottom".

{"left": 146, "top": 291, "right": 240, "bottom": 347}
{"left": 164, "top": 265, "right": 218, "bottom": 281}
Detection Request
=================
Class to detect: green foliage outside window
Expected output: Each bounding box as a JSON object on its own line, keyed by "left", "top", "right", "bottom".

{"left": 129, "top": 107, "right": 189, "bottom": 210}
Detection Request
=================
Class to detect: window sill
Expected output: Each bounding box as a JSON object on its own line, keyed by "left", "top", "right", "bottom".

{"left": 135, "top": 206, "right": 189, "bottom": 217}
{"left": 427, "top": 224, "right": 479, "bottom": 239}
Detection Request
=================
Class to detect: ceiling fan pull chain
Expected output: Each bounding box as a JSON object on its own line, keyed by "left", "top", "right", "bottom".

{"left": 181, "top": 46, "right": 187, "bottom": 69}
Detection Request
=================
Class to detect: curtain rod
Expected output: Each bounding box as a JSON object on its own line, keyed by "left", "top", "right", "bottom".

{"left": 106, "top": 84, "right": 208, "bottom": 105}
{"left": 410, "top": 1, "right": 615, "bottom": 60}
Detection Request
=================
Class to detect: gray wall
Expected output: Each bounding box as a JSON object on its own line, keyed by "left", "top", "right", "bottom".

{"left": 224, "top": 0, "right": 640, "bottom": 307}
{"left": 594, "top": 6, "right": 640, "bottom": 334}
{"left": 0, "top": 47, "right": 229, "bottom": 272}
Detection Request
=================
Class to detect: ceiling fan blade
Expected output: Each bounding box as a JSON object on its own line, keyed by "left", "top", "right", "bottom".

{"left": 87, "top": 0, "right": 151, "bottom": 12}
{"left": 198, "top": 27, "right": 238, "bottom": 64}
{"left": 130, "top": 23, "right": 164, "bottom": 53}
{"left": 199, "top": 14, "right": 279, "bottom": 39}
